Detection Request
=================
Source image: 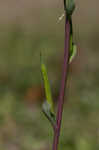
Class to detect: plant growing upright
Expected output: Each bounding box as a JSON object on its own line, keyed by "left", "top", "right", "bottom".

{"left": 40, "top": 0, "right": 77, "bottom": 150}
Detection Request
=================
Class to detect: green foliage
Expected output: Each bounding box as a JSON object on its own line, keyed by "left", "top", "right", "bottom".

{"left": 69, "top": 43, "right": 77, "bottom": 63}
{"left": 40, "top": 53, "right": 56, "bottom": 127}
{"left": 66, "top": 0, "right": 77, "bottom": 64}
{"left": 40, "top": 54, "right": 54, "bottom": 113}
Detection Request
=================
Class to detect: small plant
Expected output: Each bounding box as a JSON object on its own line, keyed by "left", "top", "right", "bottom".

{"left": 40, "top": 0, "right": 77, "bottom": 150}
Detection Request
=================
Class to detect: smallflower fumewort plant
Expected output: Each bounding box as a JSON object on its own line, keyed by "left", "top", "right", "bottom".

{"left": 40, "top": 0, "right": 77, "bottom": 150}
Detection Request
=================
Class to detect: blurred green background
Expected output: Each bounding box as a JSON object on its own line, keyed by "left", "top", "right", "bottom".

{"left": 0, "top": 0, "right": 99, "bottom": 150}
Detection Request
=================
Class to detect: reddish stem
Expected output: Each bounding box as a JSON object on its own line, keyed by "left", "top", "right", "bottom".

{"left": 52, "top": 14, "right": 70, "bottom": 150}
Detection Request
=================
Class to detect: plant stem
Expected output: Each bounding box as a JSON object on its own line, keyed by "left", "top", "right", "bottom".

{"left": 52, "top": 14, "right": 70, "bottom": 150}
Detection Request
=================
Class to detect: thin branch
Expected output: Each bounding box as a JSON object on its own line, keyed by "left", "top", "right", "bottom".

{"left": 52, "top": 14, "right": 70, "bottom": 150}
{"left": 42, "top": 109, "right": 56, "bottom": 131}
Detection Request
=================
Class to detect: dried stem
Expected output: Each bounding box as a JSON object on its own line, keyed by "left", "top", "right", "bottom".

{"left": 52, "top": 14, "right": 70, "bottom": 150}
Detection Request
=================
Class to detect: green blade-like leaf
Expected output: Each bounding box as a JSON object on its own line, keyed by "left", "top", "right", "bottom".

{"left": 69, "top": 17, "right": 77, "bottom": 63}
{"left": 40, "top": 53, "right": 54, "bottom": 114}
{"left": 69, "top": 43, "right": 77, "bottom": 63}
{"left": 70, "top": 33, "right": 73, "bottom": 53}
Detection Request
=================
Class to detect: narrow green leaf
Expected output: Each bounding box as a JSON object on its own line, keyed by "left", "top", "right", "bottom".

{"left": 70, "top": 33, "right": 73, "bottom": 53}
{"left": 69, "top": 43, "right": 77, "bottom": 63}
{"left": 68, "top": 16, "right": 77, "bottom": 63}
{"left": 40, "top": 53, "right": 54, "bottom": 114}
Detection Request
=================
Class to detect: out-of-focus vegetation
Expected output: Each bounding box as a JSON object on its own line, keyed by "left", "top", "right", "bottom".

{"left": 0, "top": 0, "right": 99, "bottom": 150}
